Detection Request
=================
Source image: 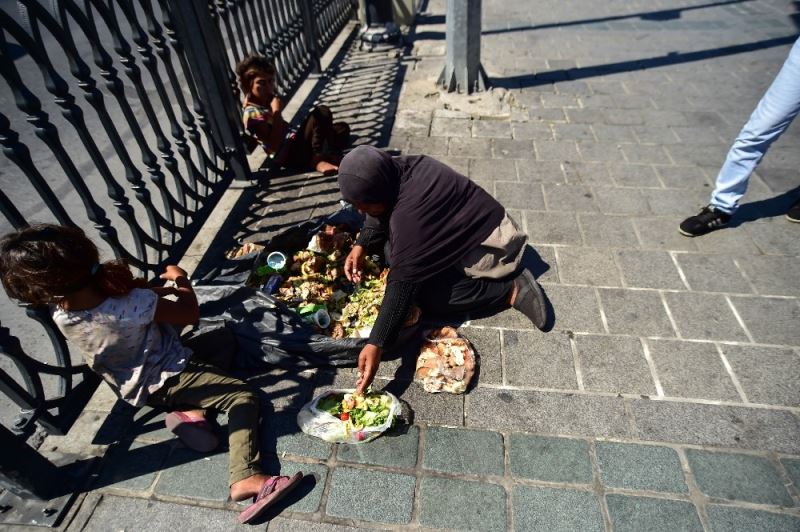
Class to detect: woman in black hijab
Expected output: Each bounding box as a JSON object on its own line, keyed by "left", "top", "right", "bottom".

{"left": 338, "top": 146, "right": 548, "bottom": 392}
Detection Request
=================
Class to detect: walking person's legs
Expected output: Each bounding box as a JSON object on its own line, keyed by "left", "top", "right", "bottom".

{"left": 680, "top": 37, "right": 800, "bottom": 236}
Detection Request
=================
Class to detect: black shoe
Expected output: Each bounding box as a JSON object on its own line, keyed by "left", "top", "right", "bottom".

{"left": 512, "top": 269, "right": 548, "bottom": 330}
{"left": 786, "top": 198, "right": 800, "bottom": 223}
{"left": 678, "top": 205, "right": 731, "bottom": 237}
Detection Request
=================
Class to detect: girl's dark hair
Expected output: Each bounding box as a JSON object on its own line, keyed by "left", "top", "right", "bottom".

{"left": 235, "top": 54, "right": 276, "bottom": 94}
{"left": 0, "top": 224, "right": 148, "bottom": 306}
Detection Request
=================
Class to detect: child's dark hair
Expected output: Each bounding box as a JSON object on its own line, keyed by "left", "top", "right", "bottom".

{"left": 236, "top": 54, "right": 276, "bottom": 94}
{"left": 0, "top": 224, "right": 149, "bottom": 306}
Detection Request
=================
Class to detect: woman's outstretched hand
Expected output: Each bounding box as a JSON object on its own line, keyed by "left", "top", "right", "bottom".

{"left": 344, "top": 244, "right": 366, "bottom": 283}
{"left": 355, "top": 343, "right": 382, "bottom": 393}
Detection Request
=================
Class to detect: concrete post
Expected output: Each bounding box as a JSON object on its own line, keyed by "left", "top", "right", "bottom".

{"left": 438, "top": 0, "right": 489, "bottom": 93}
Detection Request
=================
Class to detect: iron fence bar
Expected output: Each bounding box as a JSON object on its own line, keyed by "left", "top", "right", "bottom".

{"left": 234, "top": 0, "right": 258, "bottom": 57}
{"left": 0, "top": 424, "right": 60, "bottom": 500}
{"left": 299, "top": 0, "right": 321, "bottom": 74}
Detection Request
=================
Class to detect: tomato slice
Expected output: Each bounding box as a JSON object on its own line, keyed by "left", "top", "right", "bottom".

{"left": 339, "top": 412, "right": 350, "bottom": 421}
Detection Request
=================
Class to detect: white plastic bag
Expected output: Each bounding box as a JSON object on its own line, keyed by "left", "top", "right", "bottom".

{"left": 297, "top": 389, "right": 400, "bottom": 444}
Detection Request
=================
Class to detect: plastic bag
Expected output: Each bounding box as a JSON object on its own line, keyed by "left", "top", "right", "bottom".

{"left": 414, "top": 327, "right": 476, "bottom": 394}
{"left": 297, "top": 389, "right": 400, "bottom": 444}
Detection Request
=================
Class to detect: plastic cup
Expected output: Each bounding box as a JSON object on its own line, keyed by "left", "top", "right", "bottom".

{"left": 312, "top": 309, "right": 331, "bottom": 329}
{"left": 266, "top": 251, "right": 287, "bottom": 272}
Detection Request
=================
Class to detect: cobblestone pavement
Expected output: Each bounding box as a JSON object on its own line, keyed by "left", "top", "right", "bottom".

{"left": 38, "top": 0, "right": 800, "bottom": 530}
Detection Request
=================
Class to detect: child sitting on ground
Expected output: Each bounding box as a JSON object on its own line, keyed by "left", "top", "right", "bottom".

{"left": 0, "top": 224, "right": 301, "bottom": 524}
{"left": 237, "top": 55, "right": 350, "bottom": 175}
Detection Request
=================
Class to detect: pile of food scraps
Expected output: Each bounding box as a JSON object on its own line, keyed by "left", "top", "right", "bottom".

{"left": 415, "top": 326, "right": 476, "bottom": 394}
{"left": 316, "top": 391, "right": 395, "bottom": 439}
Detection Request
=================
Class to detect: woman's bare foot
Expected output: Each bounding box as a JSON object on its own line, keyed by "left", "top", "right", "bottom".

{"left": 230, "top": 473, "right": 272, "bottom": 502}
{"left": 315, "top": 160, "right": 338, "bottom": 175}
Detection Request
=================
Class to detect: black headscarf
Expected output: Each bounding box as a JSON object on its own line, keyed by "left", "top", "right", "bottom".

{"left": 337, "top": 146, "right": 505, "bottom": 282}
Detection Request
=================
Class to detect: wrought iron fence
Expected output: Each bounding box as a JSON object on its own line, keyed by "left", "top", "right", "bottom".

{"left": 0, "top": 0, "right": 355, "bottom": 505}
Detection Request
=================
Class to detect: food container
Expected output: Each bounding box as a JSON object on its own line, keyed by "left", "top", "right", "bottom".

{"left": 297, "top": 389, "right": 400, "bottom": 444}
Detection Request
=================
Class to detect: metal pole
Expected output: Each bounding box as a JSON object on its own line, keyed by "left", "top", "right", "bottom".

{"left": 167, "top": 0, "right": 251, "bottom": 181}
{"left": 438, "top": 0, "right": 489, "bottom": 93}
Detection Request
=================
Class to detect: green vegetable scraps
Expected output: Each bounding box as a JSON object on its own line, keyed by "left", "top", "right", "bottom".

{"left": 317, "top": 392, "right": 393, "bottom": 431}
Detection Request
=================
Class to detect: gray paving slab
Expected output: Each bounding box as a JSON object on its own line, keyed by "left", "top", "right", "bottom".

{"left": 512, "top": 122, "right": 554, "bottom": 140}
{"left": 325, "top": 467, "right": 415, "bottom": 524}
{"left": 633, "top": 216, "right": 700, "bottom": 251}
{"left": 468, "top": 306, "right": 534, "bottom": 331}
{"left": 504, "top": 330, "right": 577, "bottom": 389}
{"left": 780, "top": 458, "right": 800, "bottom": 492}
{"left": 705, "top": 505, "right": 800, "bottom": 532}
{"left": 260, "top": 460, "right": 328, "bottom": 514}
{"left": 494, "top": 181, "right": 546, "bottom": 210}
{"left": 470, "top": 158, "right": 518, "bottom": 182}
{"left": 630, "top": 400, "right": 800, "bottom": 453}
{"left": 655, "top": 165, "right": 712, "bottom": 189}
{"left": 728, "top": 296, "right": 800, "bottom": 345}
{"left": 261, "top": 411, "right": 332, "bottom": 460}
{"left": 578, "top": 214, "right": 640, "bottom": 248}
{"left": 492, "top": 138, "right": 534, "bottom": 159}
{"left": 557, "top": 247, "right": 622, "bottom": 287}
{"left": 562, "top": 161, "right": 615, "bottom": 186}
{"left": 674, "top": 253, "right": 753, "bottom": 294}
{"left": 544, "top": 284, "right": 605, "bottom": 333}
{"left": 598, "top": 288, "right": 675, "bottom": 337}
{"left": 735, "top": 255, "right": 800, "bottom": 297}
{"left": 473, "top": 120, "right": 512, "bottom": 138}
{"left": 508, "top": 433, "right": 593, "bottom": 484}
{"left": 592, "top": 124, "right": 637, "bottom": 143}
{"left": 544, "top": 183, "right": 600, "bottom": 213}
{"left": 535, "top": 140, "right": 581, "bottom": 162}
{"left": 663, "top": 291, "right": 749, "bottom": 342}
{"left": 743, "top": 221, "right": 800, "bottom": 256}
{"left": 460, "top": 326, "right": 502, "bottom": 385}
{"left": 605, "top": 495, "right": 702, "bottom": 532}
{"left": 528, "top": 244, "right": 560, "bottom": 284}
{"left": 647, "top": 339, "right": 740, "bottom": 402}
{"left": 437, "top": 155, "right": 470, "bottom": 175}
{"left": 720, "top": 345, "right": 800, "bottom": 406}
{"left": 518, "top": 160, "right": 566, "bottom": 183}
{"left": 423, "top": 426, "right": 504, "bottom": 476}
{"left": 596, "top": 442, "right": 687, "bottom": 493}
{"left": 466, "top": 388, "right": 630, "bottom": 438}
{"left": 553, "top": 123, "right": 595, "bottom": 141}
{"left": 686, "top": 449, "right": 794, "bottom": 506}
{"left": 419, "top": 476, "right": 507, "bottom": 531}
{"left": 574, "top": 334, "right": 655, "bottom": 395}
{"left": 621, "top": 145, "right": 671, "bottom": 165}
{"left": 267, "top": 517, "right": 369, "bottom": 531}
{"left": 523, "top": 211, "right": 582, "bottom": 245}
{"left": 430, "top": 117, "right": 471, "bottom": 137}
{"left": 642, "top": 188, "right": 711, "bottom": 216}
{"left": 614, "top": 249, "right": 685, "bottom": 289}
{"left": 449, "top": 137, "right": 493, "bottom": 158}
{"left": 155, "top": 448, "right": 230, "bottom": 502}
{"left": 80, "top": 495, "right": 246, "bottom": 531}
{"left": 406, "top": 136, "right": 448, "bottom": 156}
{"left": 592, "top": 186, "right": 652, "bottom": 215}
{"left": 383, "top": 380, "right": 465, "bottom": 426}
{"left": 336, "top": 425, "right": 418, "bottom": 469}
{"left": 513, "top": 486, "right": 603, "bottom": 532}
{"left": 94, "top": 440, "right": 171, "bottom": 493}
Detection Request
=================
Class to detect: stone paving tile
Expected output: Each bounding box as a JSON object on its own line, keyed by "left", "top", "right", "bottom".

{"left": 542, "top": 183, "right": 597, "bottom": 212}
{"left": 470, "top": 158, "right": 518, "bottom": 181}
{"left": 557, "top": 247, "right": 622, "bottom": 287}
{"left": 655, "top": 165, "right": 712, "bottom": 188}
{"left": 593, "top": 186, "right": 652, "bottom": 215}
{"left": 381, "top": 381, "right": 464, "bottom": 426}
{"left": 325, "top": 467, "right": 415, "bottom": 524}
{"left": 529, "top": 108, "right": 567, "bottom": 122}
{"left": 663, "top": 291, "right": 749, "bottom": 342}
{"left": 574, "top": 335, "right": 655, "bottom": 395}
{"left": 592, "top": 124, "right": 637, "bottom": 143}
{"left": 336, "top": 425, "right": 418, "bottom": 469}
{"left": 596, "top": 442, "right": 687, "bottom": 493}
{"left": 641, "top": 188, "right": 710, "bottom": 216}
{"left": 705, "top": 505, "right": 800, "bottom": 532}
{"left": 524, "top": 244, "right": 559, "bottom": 283}
{"left": 633, "top": 217, "right": 699, "bottom": 251}
{"left": 691, "top": 224, "right": 763, "bottom": 256}
{"left": 406, "top": 136, "right": 448, "bottom": 156}
{"left": 437, "top": 155, "right": 470, "bottom": 175}
{"left": 632, "top": 125, "right": 681, "bottom": 144}
{"left": 155, "top": 448, "right": 229, "bottom": 502}
{"left": 472, "top": 119, "right": 512, "bottom": 138}
{"left": 81, "top": 495, "right": 246, "bottom": 531}
{"left": 648, "top": 339, "right": 740, "bottom": 402}
{"left": 249, "top": 369, "right": 316, "bottom": 412}
{"left": 261, "top": 460, "right": 328, "bottom": 514}
{"left": 614, "top": 249, "right": 685, "bottom": 289}
{"left": 577, "top": 141, "right": 624, "bottom": 163}
{"left": 578, "top": 214, "right": 640, "bottom": 248}
{"left": 729, "top": 296, "right": 800, "bottom": 346}
{"left": 494, "top": 181, "right": 545, "bottom": 210}
{"left": 566, "top": 107, "right": 607, "bottom": 124}
{"left": 598, "top": 288, "right": 675, "bottom": 337}
{"left": 423, "top": 426, "right": 504, "bottom": 476}
{"left": 449, "top": 137, "right": 493, "bottom": 158}
{"left": 512, "top": 122, "right": 554, "bottom": 140}
{"left": 562, "top": 161, "right": 614, "bottom": 186}
{"left": 268, "top": 518, "right": 368, "bottom": 531}
{"left": 460, "top": 326, "right": 502, "bottom": 385}
{"left": 743, "top": 221, "right": 800, "bottom": 257}
{"left": 605, "top": 495, "right": 702, "bottom": 532}
{"left": 607, "top": 163, "right": 662, "bottom": 188}
{"left": 544, "top": 285, "right": 605, "bottom": 333}
{"left": 553, "top": 123, "right": 595, "bottom": 141}
{"left": 535, "top": 140, "right": 581, "bottom": 161}
{"left": 509, "top": 433, "right": 593, "bottom": 483}
{"left": 518, "top": 160, "right": 565, "bottom": 183}
{"left": 466, "top": 388, "right": 630, "bottom": 438}
{"left": 430, "top": 117, "right": 471, "bottom": 137}
{"left": 469, "top": 306, "right": 534, "bottom": 330}
{"left": 720, "top": 345, "right": 800, "bottom": 406}
{"left": 419, "top": 476, "right": 507, "bottom": 531}
{"left": 686, "top": 449, "right": 794, "bottom": 506}
{"left": 674, "top": 253, "right": 752, "bottom": 294}
{"left": 504, "top": 330, "right": 577, "bottom": 389}
{"left": 524, "top": 211, "right": 582, "bottom": 245}
{"left": 95, "top": 440, "right": 171, "bottom": 492}
{"left": 735, "top": 255, "right": 800, "bottom": 297}
{"left": 780, "top": 458, "right": 800, "bottom": 491}
{"left": 492, "top": 138, "right": 534, "bottom": 159}
{"left": 261, "top": 411, "right": 332, "bottom": 460}
{"left": 630, "top": 400, "right": 800, "bottom": 453}
{"left": 513, "top": 486, "right": 603, "bottom": 532}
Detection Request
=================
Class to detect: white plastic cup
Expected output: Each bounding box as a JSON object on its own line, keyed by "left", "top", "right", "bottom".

{"left": 313, "top": 309, "right": 331, "bottom": 329}
{"left": 266, "top": 251, "right": 287, "bottom": 272}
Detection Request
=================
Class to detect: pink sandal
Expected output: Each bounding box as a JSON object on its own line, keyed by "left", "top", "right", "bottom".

{"left": 238, "top": 472, "right": 303, "bottom": 524}
{"left": 165, "top": 411, "right": 219, "bottom": 453}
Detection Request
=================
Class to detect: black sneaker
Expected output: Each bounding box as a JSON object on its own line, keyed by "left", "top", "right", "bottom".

{"left": 786, "top": 198, "right": 800, "bottom": 223}
{"left": 678, "top": 205, "right": 731, "bottom": 237}
{"left": 511, "top": 269, "right": 548, "bottom": 330}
